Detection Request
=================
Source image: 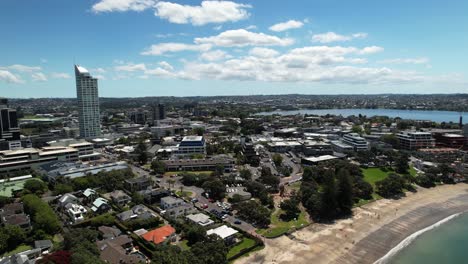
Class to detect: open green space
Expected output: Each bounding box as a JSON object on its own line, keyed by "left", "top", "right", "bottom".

{"left": 178, "top": 240, "right": 190, "bottom": 251}
{"left": 176, "top": 191, "right": 193, "bottom": 198}
{"left": 256, "top": 209, "right": 309, "bottom": 238}
{"left": 227, "top": 238, "right": 256, "bottom": 259}
{"left": 0, "top": 178, "right": 36, "bottom": 197}
{"left": 164, "top": 171, "right": 213, "bottom": 177}
{"left": 1, "top": 245, "right": 32, "bottom": 257}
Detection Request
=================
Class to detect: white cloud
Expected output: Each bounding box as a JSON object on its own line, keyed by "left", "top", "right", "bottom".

{"left": 144, "top": 67, "right": 175, "bottom": 77}
{"left": 4, "top": 64, "right": 42, "bottom": 72}
{"left": 199, "top": 50, "right": 232, "bottom": 61}
{"left": 312, "top": 32, "right": 368, "bottom": 43}
{"left": 245, "top": 25, "right": 257, "bottom": 30}
{"left": 114, "top": 63, "right": 147, "bottom": 72}
{"left": 92, "top": 67, "right": 107, "bottom": 73}
{"left": 249, "top": 47, "right": 279, "bottom": 58}
{"left": 0, "top": 70, "right": 23, "bottom": 83}
{"left": 358, "top": 46, "right": 383, "bottom": 54}
{"left": 154, "top": 1, "right": 251, "bottom": 26}
{"left": 31, "top": 72, "right": 47, "bottom": 82}
{"left": 141, "top": 43, "right": 211, "bottom": 55}
{"left": 213, "top": 25, "right": 223, "bottom": 31}
{"left": 95, "top": 74, "right": 107, "bottom": 80}
{"left": 40, "top": 58, "right": 48, "bottom": 63}
{"left": 51, "top": 72, "right": 71, "bottom": 79}
{"left": 195, "top": 29, "right": 294, "bottom": 47}
{"left": 269, "top": 20, "right": 304, "bottom": 32}
{"left": 92, "top": 0, "right": 155, "bottom": 13}
{"left": 159, "top": 61, "right": 174, "bottom": 70}
{"left": 379, "top": 57, "right": 430, "bottom": 64}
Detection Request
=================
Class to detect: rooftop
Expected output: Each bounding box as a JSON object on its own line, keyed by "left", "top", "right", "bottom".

{"left": 206, "top": 225, "right": 238, "bottom": 239}
{"left": 141, "top": 225, "right": 175, "bottom": 244}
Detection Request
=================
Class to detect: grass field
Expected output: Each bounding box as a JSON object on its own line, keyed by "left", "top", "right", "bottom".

{"left": 164, "top": 171, "right": 213, "bottom": 177}
{"left": 227, "top": 238, "right": 256, "bottom": 259}
{"left": 1, "top": 245, "right": 32, "bottom": 257}
{"left": 256, "top": 209, "right": 309, "bottom": 238}
{"left": 176, "top": 191, "right": 193, "bottom": 198}
{"left": 178, "top": 240, "right": 190, "bottom": 251}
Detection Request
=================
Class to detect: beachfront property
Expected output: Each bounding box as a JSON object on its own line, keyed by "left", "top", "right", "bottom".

{"left": 206, "top": 225, "right": 238, "bottom": 245}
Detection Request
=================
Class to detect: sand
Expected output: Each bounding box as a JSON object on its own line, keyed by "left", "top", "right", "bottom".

{"left": 236, "top": 184, "right": 468, "bottom": 264}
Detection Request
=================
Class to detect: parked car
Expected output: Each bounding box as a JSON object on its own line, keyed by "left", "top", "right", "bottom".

{"left": 234, "top": 219, "right": 242, "bottom": 225}
{"left": 201, "top": 204, "right": 208, "bottom": 209}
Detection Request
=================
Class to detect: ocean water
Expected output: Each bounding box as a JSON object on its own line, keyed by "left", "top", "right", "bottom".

{"left": 388, "top": 212, "right": 468, "bottom": 264}
{"left": 257, "top": 108, "right": 468, "bottom": 124}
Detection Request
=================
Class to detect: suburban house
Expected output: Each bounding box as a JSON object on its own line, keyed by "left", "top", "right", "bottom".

{"left": 91, "top": 198, "right": 111, "bottom": 214}
{"left": 0, "top": 202, "right": 31, "bottom": 230}
{"left": 124, "top": 177, "right": 152, "bottom": 192}
{"left": 186, "top": 213, "right": 214, "bottom": 227}
{"left": 117, "top": 204, "right": 155, "bottom": 222}
{"left": 98, "top": 225, "right": 122, "bottom": 240}
{"left": 141, "top": 225, "right": 176, "bottom": 245}
{"left": 109, "top": 190, "right": 132, "bottom": 207}
{"left": 206, "top": 225, "right": 238, "bottom": 245}
{"left": 96, "top": 235, "right": 142, "bottom": 264}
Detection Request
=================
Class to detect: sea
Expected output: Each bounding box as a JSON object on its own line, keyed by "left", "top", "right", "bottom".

{"left": 382, "top": 212, "right": 468, "bottom": 264}
{"left": 256, "top": 108, "right": 468, "bottom": 124}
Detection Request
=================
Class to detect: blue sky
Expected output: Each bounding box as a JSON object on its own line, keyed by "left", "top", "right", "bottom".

{"left": 0, "top": 0, "right": 467, "bottom": 98}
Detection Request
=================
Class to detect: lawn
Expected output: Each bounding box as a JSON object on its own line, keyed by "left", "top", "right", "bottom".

{"left": 256, "top": 209, "right": 309, "bottom": 238}
{"left": 178, "top": 240, "right": 190, "bottom": 251}
{"left": 227, "top": 238, "right": 256, "bottom": 259}
{"left": 287, "top": 181, "right": 301, "bottom": 192}
{"left": 1, "top": 245, "right": 32, "bottom": 257}
{"left": 164, "top": 171, "right": 213, "bottom": 177}
{"left": 176, "top": 191, "right": 193, "bottom": 198}
{"left": 362, "top": 167, "right": 392, "bottom": 187}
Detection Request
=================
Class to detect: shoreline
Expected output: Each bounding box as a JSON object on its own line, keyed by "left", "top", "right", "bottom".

{"left": 373, "top": 212, "right": 464, "bottom": 264}
{"left": 235, "top": 184, "right": 468, "bottom": 264}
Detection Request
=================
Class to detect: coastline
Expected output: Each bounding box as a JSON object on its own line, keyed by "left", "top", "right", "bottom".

{"left": 235, "top": 184, "right": 468, "bottom": 264}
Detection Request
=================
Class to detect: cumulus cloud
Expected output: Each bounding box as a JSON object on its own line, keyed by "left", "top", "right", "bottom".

{"left": 158, "top": 61, "right": 174, "bottom": 71}
{"left": 31, "top": 72, "right": 47, "bottom": 82}
{"left": 199, "top": 50, "right": 232, "bottom": 61}
{"left": 379, "top": 57, "right": 430, "bottom": 64}
{"left": 141, "top": 43, "right": 211, "bottom": 55}
{"left": 114, "top": 63, "right": 147, "bottom": 72}
{"left": 92, "top": 67, "right": 107, "bottom": 73}
{"left": 92, "top": 0, "right": 155, "bottom": 13}
{"left": 0, "top": 70, "right": 23, "bottom": 83}
{"left": 249, "top": 47, "right": 279, "bottom": 58}
{"left": 312, "top": 32, "right": 368, "bottom": 43}
{"left": 195, "top": 29, "right": 294, "bottom": 47}
{"left": 269, "top": 20, "right": 304, "bottom": 32}
{"left": 154, "top": 1, "right": 251, "bottom": 26}
{"left": 51, "top": 72, "right": 71, "bottom": 79}
{"left": 4, "top": 64, "right": 42, "bottom": 72}
{"left": 144, "top": 67, "right": 175, "bottom": 77}
{"left": 94, "top": 74, "right": 107, "bottom": 80}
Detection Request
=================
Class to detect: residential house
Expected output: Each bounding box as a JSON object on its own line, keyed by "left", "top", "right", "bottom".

{"left": 96, "top": 235, "right": 142, "bottom": 264}
{"left": 141, "top": 225, "right": 176, "bottom": 245}
{"left": 98, "top": 225, "right": 122, "bottom": 240}
{"left": 91, "top": 198, "right": 111, "bottom": 214}
{"left": 206, "top": 225, "right": 238, "bottom": 245}
{"left": 186, "top": 213, "right": 214, "bottom": 227}
{"left": 109, "top": 190, "right": 132, "bottom": 207}
{"left": 117, "top": 204, "right": 155, "bottom": 222}
{"left": 124, "top": 177, "right": 152, "bottom": 192}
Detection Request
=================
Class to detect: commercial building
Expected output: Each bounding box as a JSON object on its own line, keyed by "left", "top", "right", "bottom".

{"left": 130, "top": 110, "right": 148, "bottom": 125}
{"left": 150, "top": 125, "right": 182, "bottom": 138}
{"left": 176, "top": 136, "right": 206, "bottom": 156}
{"left": 0, "top": 98, "right": 21, "bottom": 151}
{"left": 301, "top": 155, "right": 340, "bottom": 166}
{"left": 330, "top": 141, "right": 354, "bottom": 153}
{"left": 39, "top": 161, "right": 129, "bottom": 182}
{"left": 397, "top": 132, "right": 435, "bottom": 150}
{"left": 152, "top": 103, "right": 166, "bottom": 124}
{"left": 162, "top": 155, "right": 234, "bottom": 172}
{"left": 302, "top": 141, "right": 333, "bottom": 156}
{"left": 47, "top": 139, "right": 101, "bottom": 161}
{"left": 75, "top": 65, "right": 101, "bottom": 139}
{"left": 433, "top": 133, "right": 467, "bottom": 149}
{"left": 342, "top": 133, "right": 369, "bottom": 151}
{"left": 0, "top": 147, "right": 79, "bottom": 176}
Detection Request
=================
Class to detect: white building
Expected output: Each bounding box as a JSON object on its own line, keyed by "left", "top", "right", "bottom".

{"left": 397, "top": 131, "right": 435, "bottom": 150}
{"left": 176, "top": 136, "right": 206, "bottom": 156}
{"left": 342, "top": 133, "right": 369, "bottom": 151}
{"left": 66, "top": 203, "right": 87, "bottom": 223}
{"left": 186, "top": 213, "right": 214, "bottom": 227}
{"left": 75, "top": 65, "right": 101, "bottom": 139}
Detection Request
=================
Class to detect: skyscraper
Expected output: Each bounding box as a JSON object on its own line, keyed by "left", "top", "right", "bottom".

{"left": 0, "top": 98, "right": 21, "bottom": 150}
{"left": 75, "top": 65, "right": 101, "bottom": 138}
{"left": 151, "top": 103, "right": 166, "bottom": 125}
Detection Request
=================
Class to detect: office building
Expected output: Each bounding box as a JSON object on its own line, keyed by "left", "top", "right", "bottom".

{"left": 75, "top": 65, "right": 101, "bottom": 139}
{"left": 176, "top": 136, "right": 206, "bottom": 156}
{"left": 342, "top": 133, "right": 369, "bottom": 151}
{"left": 397, "top": 131, "right": 435, "bottom": 150}
{"left": 0, "top": 98, "right": 21, "bottom": 151}
{"left": 152, "top": 103, "right": 166, "bottom": 124}
{"left": 162, "top": 155, "right": 235, "bottom": 172}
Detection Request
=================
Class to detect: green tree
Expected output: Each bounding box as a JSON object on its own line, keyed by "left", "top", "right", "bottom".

{"left": 280, "top": 196, "right": 300, "bottom": 221}
{"left": 236, "top": 200, "right": 271, "bottom": 228}
{"left": 239, "top": 169, "right": 252, "bottom": 181}
{"left": 185, "top": 225, "right": 206, "bottom": 246}
{"left": 336, "top": 169, "right": 353, "bottom": 215}
{"left": 135, "top": 140, "right": 148, "bottom": 165}
{"left": 272, "top": 154, "right": 283, "bottom": 167}
{"left": 23, "top": 179, "right": 48, "bottom": 195}
{"left": 3, "top": 225, "right": 26, "bottom": 250}
{"left": 395, "top": 153, "right": 409, "bottom": 174}
{"left": 202, "top": 179, "right": 225, "bottom": 200}
{"left": 376, "top": 174, "right": 405, "bottom": 198}
{"left": 151, "top": 160, "right": 166, "bottom": 174}
{"left": 190, "top": 235, "right": 228, "bottom": 264}
{"left": 53, "top": 183, "right": 73, "bottom": 196}
{"left": 320, "top": 170, "right": 338, "bottom": 219}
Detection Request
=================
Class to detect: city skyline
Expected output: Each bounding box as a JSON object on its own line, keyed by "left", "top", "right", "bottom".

{"left": 1, "top": 0, "right": 467, "bottom": 98}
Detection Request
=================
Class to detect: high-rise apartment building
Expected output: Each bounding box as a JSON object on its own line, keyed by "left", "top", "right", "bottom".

{"left": 75, "top": 65, "right": 101, "bottom": 138}
{"left": 0, "top": 98, "right": 21, "bottom": 150}
{"left": 152, "top": 103, "right": 166, "bottom": 125}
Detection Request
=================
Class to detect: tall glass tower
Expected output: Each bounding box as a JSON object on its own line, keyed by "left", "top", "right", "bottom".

{"left": 75, "top": 65, "right": 101, "bottom": 138}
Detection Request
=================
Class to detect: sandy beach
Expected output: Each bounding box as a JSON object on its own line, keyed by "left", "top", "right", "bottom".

{"left": 236, "top": 184, "right": 468, "bottom": 264}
